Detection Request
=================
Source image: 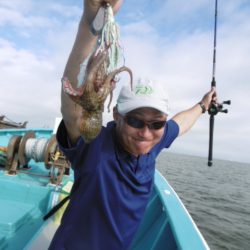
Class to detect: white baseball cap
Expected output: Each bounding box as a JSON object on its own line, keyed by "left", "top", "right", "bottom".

{"left": 116, "top": 78, "right": 170, "bottom": 115}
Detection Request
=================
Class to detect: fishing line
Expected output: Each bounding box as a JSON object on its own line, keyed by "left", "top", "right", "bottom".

{"left": 211, "top": 0, "right": 218, "bottom": 86}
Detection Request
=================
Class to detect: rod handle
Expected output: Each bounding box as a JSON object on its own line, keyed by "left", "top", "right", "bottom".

{"left": 208, "top": 115, "right": 214, "bottom": 166}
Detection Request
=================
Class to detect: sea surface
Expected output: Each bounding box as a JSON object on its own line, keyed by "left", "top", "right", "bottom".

{"left": 156, "top": 152, "right": 250, "bottom": 250}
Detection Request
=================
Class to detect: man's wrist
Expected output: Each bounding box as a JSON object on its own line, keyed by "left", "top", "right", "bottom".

{"left": 198, "top": 101, "right": 206, "bottom": 113}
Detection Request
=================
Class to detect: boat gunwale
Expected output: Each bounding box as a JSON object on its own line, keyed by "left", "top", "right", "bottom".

{"left": 154, "top": 170, "right": 210, "bottom": 250}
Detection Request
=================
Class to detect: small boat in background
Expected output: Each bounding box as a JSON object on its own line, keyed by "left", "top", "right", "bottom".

{"left": 0, "top": 115, "right": 27, "bottom": 129}
{"left": 0, "top": 128, "right": 209, "bottom": 250}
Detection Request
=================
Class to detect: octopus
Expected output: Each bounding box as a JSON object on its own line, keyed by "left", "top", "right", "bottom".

{"left": 62, "top": 48, "right": 132, "bottom": 143}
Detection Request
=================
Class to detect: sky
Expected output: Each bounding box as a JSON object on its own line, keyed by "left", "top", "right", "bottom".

{"left": 0, "top": 0, "right": 249, "bottom": 164}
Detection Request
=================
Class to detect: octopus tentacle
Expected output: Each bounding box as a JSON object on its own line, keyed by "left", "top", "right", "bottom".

{"left": 105, "top": 66, "right": 133, "bottom": 90}
{"left": 62, "top": 76, "right": 86, "bottom": 106}
{"left": 106, "top": 66, "right": 133, "bottom": 111}
{"left": 62, "top": 77, "right": 84, "bottom": 96}
{"left": 86, "top": 49, "right": 109, "bottom": 79}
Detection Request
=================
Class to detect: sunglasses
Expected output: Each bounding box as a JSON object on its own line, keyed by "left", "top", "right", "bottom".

{"left": 124, "top": 116, "right": 166, "bottom": 130}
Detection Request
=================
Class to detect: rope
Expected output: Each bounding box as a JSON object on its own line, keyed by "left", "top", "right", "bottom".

{"left": 25, "top": 138, "right": 48, "bottom": 162}
{"left": 0, "top": 147, "right": 7, "bottom": 166}
{"left": 0, "top": 149, "right": 6, "bottom": 167}
{"left": 0, "top": 146, "right": 7, "bottom": 153}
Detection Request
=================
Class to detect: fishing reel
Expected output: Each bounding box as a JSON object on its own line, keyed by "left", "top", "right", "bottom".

{"left": 208, "top": 100, "right": 231, "bottom": 116}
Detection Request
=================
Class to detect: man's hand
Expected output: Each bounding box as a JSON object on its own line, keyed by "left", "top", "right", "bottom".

{"left": 200, "top": 87, "right": 217, "bottom": 112}
{"left": 172, "top": 87, "right": 218, "bottom": 136}
{"left": 83, "top": 0, "right": 123, "bottom": 25}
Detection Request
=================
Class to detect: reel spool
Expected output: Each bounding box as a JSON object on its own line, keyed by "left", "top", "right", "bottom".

{"left": 18, "top": 131, "right": 36, "bottom": 166}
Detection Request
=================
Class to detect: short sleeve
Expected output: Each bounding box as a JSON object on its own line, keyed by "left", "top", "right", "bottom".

{"left": 163, "top": 119, "right": 179, "bottom": 148}
{"left": 56, "top": 120, "right": 85, "bottom": 171}
{"left": 152, "top": 119, "right": 179, "bottom": 155}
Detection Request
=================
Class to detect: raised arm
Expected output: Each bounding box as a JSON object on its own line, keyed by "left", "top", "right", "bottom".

{"left": 61, "top": 0, "right": 123, "bottom": 145}
{"left": 172, "top": 88, "right": 216, "bottom": 136}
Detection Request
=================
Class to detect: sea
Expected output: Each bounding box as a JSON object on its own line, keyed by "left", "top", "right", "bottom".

{"left": 156, "top": 152, "right": 250, "bottom": 250}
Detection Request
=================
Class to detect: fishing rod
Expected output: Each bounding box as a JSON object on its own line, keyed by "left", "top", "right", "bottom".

{"left": 207, "top": 0, "right": 231, "bottom": 166}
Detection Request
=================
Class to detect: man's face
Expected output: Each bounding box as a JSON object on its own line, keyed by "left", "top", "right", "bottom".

{"left": 114, "top": 108, "right": 167, "bottom": 156}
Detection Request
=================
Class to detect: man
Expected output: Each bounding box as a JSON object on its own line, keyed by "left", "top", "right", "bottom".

{"left": 49, "top": 0, "right": 216, "bottom": 249}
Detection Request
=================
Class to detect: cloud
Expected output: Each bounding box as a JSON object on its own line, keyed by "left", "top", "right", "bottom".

{"left": 0, "top": 1, "right": 81, "bottom": 30}
{"left": 1, "top": 0, "right": 249, "bottom": 163}
{"left": 45, "top": 3, "right": 82, "bottom": 18}
{"left": 0, "top": 38, "right": 61, "bottom": 126}
{"left": 0, "top": 0, "right": 33, "bottom": 12}
{"left": 0, "top": 5, "right": 56, "bottom": 29}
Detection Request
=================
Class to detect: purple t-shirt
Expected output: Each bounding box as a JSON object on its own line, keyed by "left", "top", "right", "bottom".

{"left": 49, "top": 120, "right": 179, "bottom": 250}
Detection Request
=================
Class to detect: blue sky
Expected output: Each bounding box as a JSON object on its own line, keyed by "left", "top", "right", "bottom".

{"left": 1, "top": 0, "right": 250, "bottom": 163}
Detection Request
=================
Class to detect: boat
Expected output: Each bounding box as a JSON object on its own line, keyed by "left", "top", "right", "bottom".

{"left": 0, "top": 115, "right": 27, "bottom": 129}
{"left": 0, "top": 128, "right": 209, "bottom": 250}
